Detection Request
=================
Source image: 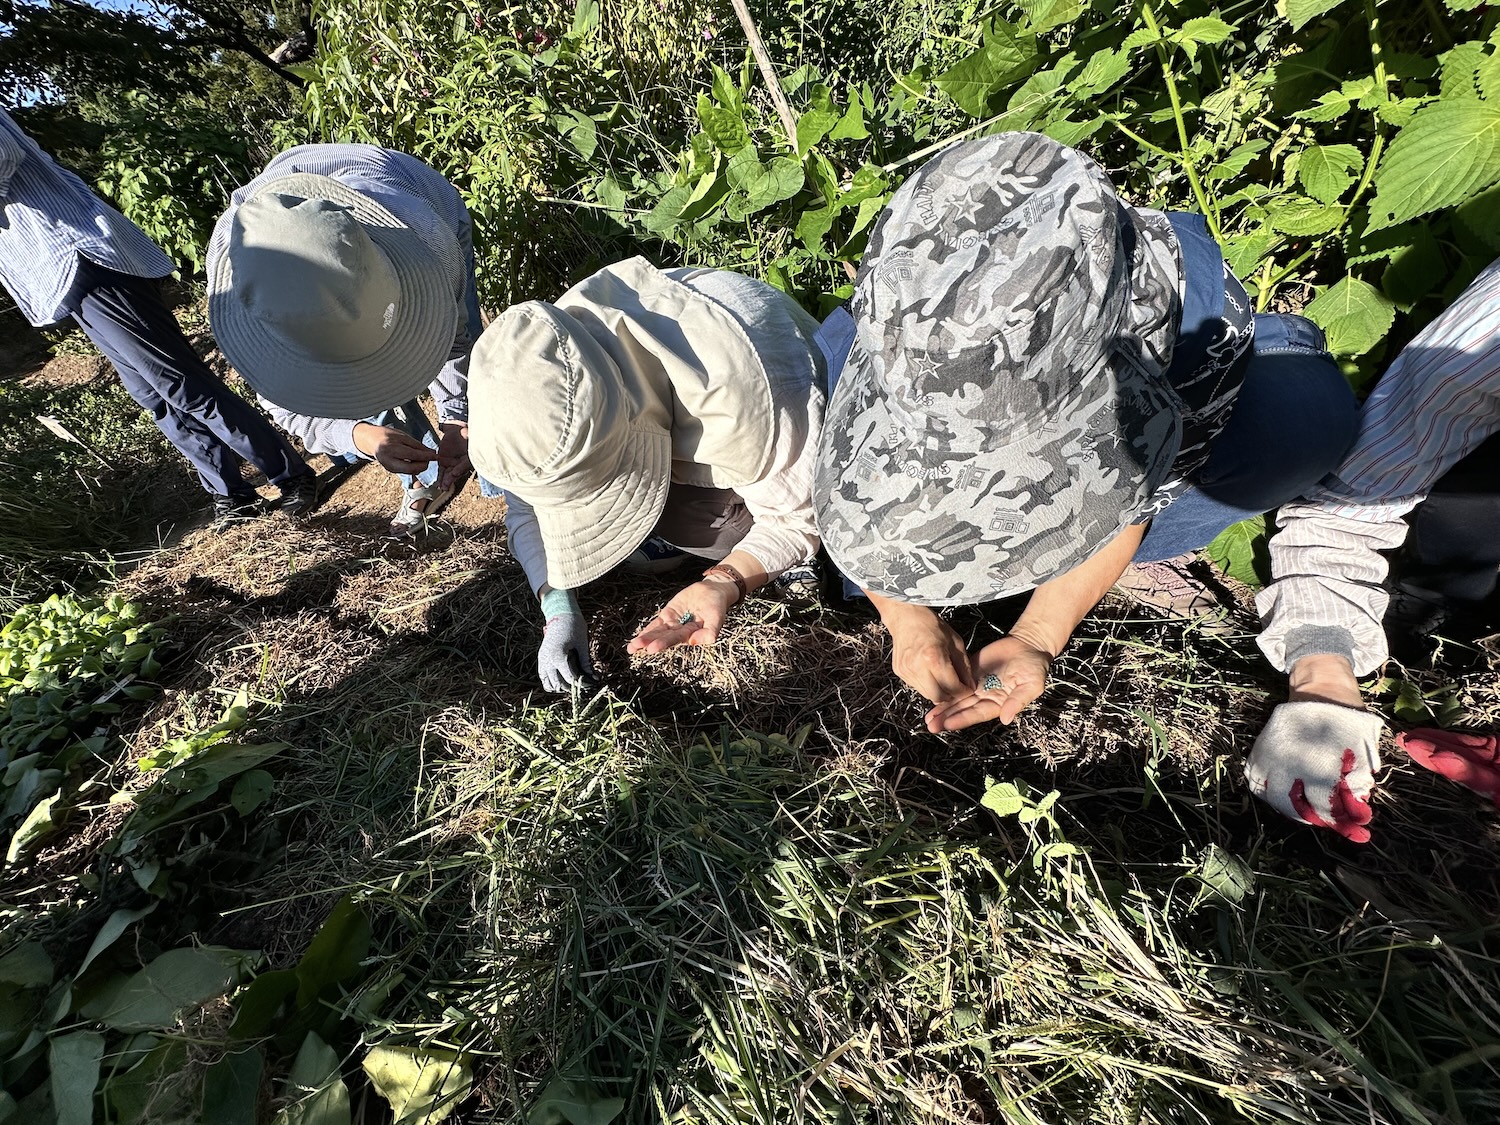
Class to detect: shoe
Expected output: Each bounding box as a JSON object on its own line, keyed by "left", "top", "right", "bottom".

{"left": 773, "top": 560, "right": 822, "bottom": 599}
{"left": 619, "top": 536, "right": 690, "bottom": 575}
{"left": 277, "top": 474, "right": 320, "bottom": 519}
{"left": 211, "top": 493, "right": 265, "bottom": 528}
{"left": 1113, "top": 555, "right": 1234, "bottom": 632}
{"left": 389, "top": 483, "right": 452, "bottom": 537}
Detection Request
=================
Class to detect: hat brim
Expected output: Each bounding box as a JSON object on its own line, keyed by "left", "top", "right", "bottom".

{"left": 519, "top": 426, "right": 674, "bottom": 591}
{"left": 208, "top": 172, "right": 459, "bottom": 420}
{"left": 815, "top": 342, "right": 1182, "bottom": 607}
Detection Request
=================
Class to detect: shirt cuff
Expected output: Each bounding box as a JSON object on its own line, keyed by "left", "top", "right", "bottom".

{"left": 1280, "top": 624, "right": 1358, "bottom": 672}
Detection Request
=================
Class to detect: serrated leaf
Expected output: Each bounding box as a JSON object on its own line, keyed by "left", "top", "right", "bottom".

{"left": 1368, "top": 99, "right": 1500, "bottom": 231}
{"left": 1268, "top": 196, "right": 1342, "bottom": 236}
{"left": 1447, "top": 0, "right": 1488, "bottom": 14}
{"left": 363, "top": 1046, "right": 471, "bottom": 1125}
{"left": 1121, "top": 27, "right": 1161, "bottom": 51}
{"left": 1222, "top": 228, "right": 1279, "bottom": 279}
{"left": 933, "top": 19, "right": 1040, "bottom": 118}
{"left": 980, "top": 780, "right": 1025, "bottom": 818}
{"left": 1074, "top": 47, "right": 1131, "bottom": 95}
{"left": 1207, "top": 140, "right": 1269, "bottom": 181}
{"left": 1284, "top": 0, "right": 1346, "bottom": 31}
{"left": 50, "top": 1031, "right": 104, "bottom": 1125}
{"left": 1176, "top": 17, "right": 1233, "bottom": 45}
{"left": 1297, "top": 143, "right": 1364, "bottom": 203}
{"left": 1440, "top": 41, "right": 1487, "bottom": 99}
{"left": 1018, "top": 0, "right": 1082, "bottom": 33}
{"left": 1205, "top": 515, "right": 1270, "bottom": 587}
{"left": 1304, "top": 275, "right": 1396, "bottom": 356}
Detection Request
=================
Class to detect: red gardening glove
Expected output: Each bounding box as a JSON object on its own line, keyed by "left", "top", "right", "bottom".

{"left": 1246, "top": 701, "right": 1385, "bottom": 844}
{"left": 1397, "top": 728, "right": 1500, "bottom": 806}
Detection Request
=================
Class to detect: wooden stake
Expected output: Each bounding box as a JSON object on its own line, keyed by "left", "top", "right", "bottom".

{"left": 727, "top": 0, "right": 800, "bottom": 146}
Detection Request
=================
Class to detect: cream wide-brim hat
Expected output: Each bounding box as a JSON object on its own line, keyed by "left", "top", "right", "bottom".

{"left": 207, "top": 172, "right": 459, "bottom": 419}
{"left": 468, "top": 301, "right": 674, "bottom": 591}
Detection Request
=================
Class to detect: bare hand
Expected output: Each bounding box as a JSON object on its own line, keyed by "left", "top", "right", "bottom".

{"left": 924, "top": 634, "right": 1052, "bottom": 733}
{"left": 627, "top": 578, "right": 739, "bottom": 654}
{"left": 436, "top": 422, "right": 471, "bottom": 490}
{"left": 353, "top": 423, "right": 436, "bottom": 476}
{"left": 880, "top": 602, "right": 974, "bottom": 705}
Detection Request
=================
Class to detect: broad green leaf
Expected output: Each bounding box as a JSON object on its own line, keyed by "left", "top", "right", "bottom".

{"left": 50, "top": 1031, "right": 104, "bottom": 1125}
{"left": 708, "top": 64, "right": 741, "bottom": 115}
{"left": 594, "top": 175, "right": 626, "bottom": 213}
{"left": 0, "top": 941, "right": 52, "bottom": 988}
{"left": 1121, "top": 27, "right": 1161, "bottom": 51}
{"left": 640, "top": 184, "right": 694, "bottom": 235}
{"left": 1205, "top": 515, "right": 1270, "bottom": 587}
{"left": 275, "top": 1033, "right": 349, "bottom": 1125}
{"left": 1447, "top": 0, "right": 1487, "bottom": 13}
{"left": 7, "top": 792, "right": 60, "bottom": 864}
{"left": 1440, "top": 41, "right": 1487, "bottom": 99}
{"left": 1454, "top": 182, "right": 1500, "bottom": 250}
{"left": 1283, "top": 0, "right": 1346, "bottom": 31}
{"left": 827, "top": 98, "right": 868, "bottom": 142}
{"left": 980, "top": 780, "right": 1025, "bottom": 818}
{"left": 528, "top": 1078, "right": 624, "bottom": 1125}
{"left": 1222, "top": 229, "right": 1279, "bottom": 279}
{"left": 1018, "top": 0, "right": 1082, "bottom": 34}
{"left": 295, "top": 897, "right": 370, "bottom": 1011}
{"left": 363, "top": 1046, "right": 472, "bottom": 1125}
{"left": 1268, "top": 197, "right": 1342, "bottom": 236}
{"left": 1304, "top": 275, "right": 1396, "bottom": 356}
{"left": 1206, "top": 140, "right": 1269, "bottom": 181}
{"left": 695, "top": 95, "right": 748, "bottom": 153}
{"left": 933, "top": 19, "right": 1039, "bottom": 118}
{"left": 1368, "top": 100, "right": 1500, "bottom": 232}
{"left": 103, "top": 1039, "right": 189, "bottom": 1125}
{"left": 1195, "top": 845, "right": 1256, "bottom": 907}
{"left": 724, "top": 148, "right": 804, "bottom": 211}
{"left": 228, "top": 969, "right": 299, "bottom": 1039}
{"left": 795, "top": 205, "right": 837, "bottom": 249}
{"left": 1296, "top": 143, "right": 1364, "bottom": 204}
{"left": 1042, "top": 115, "right": 1105, "bottom": 147}
{"left": 230, "top": 770, "right": 274, "bottom": 816}
{"left": 81, "top": 946, "right": 256, "bottom": 1031}
{"left": 1175, "top": 17, "right": 1234, "bottom": 46}
{"left": 1382, "top": 226, "right": 1447, "bottom": 309}
{"left": 1073, "top": 48, "right": 1131, "bottom": 96}
{"left": 202, "top": 1048, "right": 263, "bottom": 1125}
{"left": 795, "top": 86, "right": 840, "bottom": 155}
{"left": 123, "top": 742, "right": 287, "bottom": 841}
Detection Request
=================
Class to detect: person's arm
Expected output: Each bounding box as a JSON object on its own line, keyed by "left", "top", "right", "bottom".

{"left": 867, "top": 595, "right": 975, "bottom": 704}
{"left": 925, "top": 521, "right": 1147, "bottom": 733}
{"left": 504, "top": 492, "right": 596, "bottom": 691}
{"left": 627, "top": 549, "right": 769, "bottom": 653}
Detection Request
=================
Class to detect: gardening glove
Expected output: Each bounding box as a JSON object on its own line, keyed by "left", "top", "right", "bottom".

{"left": 1398, "top": 728, "right": 1500, "bottom": 806}
{"left": 1246, "top": 701, "right": 1385, "bottom": 844}
{"left": 538, "top": 588, "right": 597, "bottom": 693}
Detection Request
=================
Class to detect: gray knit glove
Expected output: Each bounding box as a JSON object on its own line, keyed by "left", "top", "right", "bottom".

{"left": 1245, "top": 701, "right": 1384, "bottom": 843}
{"left": 538, "top": 589, "right": 597, "bottom": 693}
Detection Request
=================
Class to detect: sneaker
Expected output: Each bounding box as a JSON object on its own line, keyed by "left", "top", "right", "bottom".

{"left": 1113, "top": 555, "right": 1234, "bottom": 632}
{"left": 619, "top": 536, "right": 690, "bottom": 575}
{"left": 211, "top": 493, "right": 265, "bottom": 528}
{"left": 277, "top": 474, "right": 320, "bottom": 519}
{"left": 389, "top": 483, "right": 453, "bottom": 537}
{"left": 773, "top": 560, "right": 822, "bottom": 599}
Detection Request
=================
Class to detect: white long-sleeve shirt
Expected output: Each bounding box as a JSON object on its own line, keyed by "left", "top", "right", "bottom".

{"left": 505, "top": 265, "right": 825, "bottom": 592}
{"left": 1256, "top": 257, "right": 1500, "bottom": 674}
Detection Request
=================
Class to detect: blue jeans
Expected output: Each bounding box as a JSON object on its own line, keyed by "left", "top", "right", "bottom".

{"left": 68, "top": 258, "right": 311, "bottom": 499}
{"left": 1134, "top": 312, "right": 1358, "bottom": 561}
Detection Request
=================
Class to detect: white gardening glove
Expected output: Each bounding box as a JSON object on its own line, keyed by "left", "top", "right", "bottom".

{"left": 1245, "top": 701, "right": 1385, "bottom": 844}
{"left": 537, "top": 588, "right": 597, "bottom": 693}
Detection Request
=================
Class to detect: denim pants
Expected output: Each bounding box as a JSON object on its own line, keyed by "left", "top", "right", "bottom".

{"left": 1399, "top": 430, "right": 1500, "bottom": 605}
{"left": 67, "top": 258, "right": 310, "bottom": 499}
{"left": 1133, "top": 312, "right": 1359, "bottom": 561}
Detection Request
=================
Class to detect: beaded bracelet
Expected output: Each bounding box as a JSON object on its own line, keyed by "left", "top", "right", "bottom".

{"left": 702, "top": 563, "right": 749, "bottom": 604}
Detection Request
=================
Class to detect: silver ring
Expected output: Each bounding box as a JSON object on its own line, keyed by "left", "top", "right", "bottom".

{"left": 982, "top": 673, "right": 1004, "bottom": 693}
{"left": 678, "top": 611, "right": 696, "bottom": 625}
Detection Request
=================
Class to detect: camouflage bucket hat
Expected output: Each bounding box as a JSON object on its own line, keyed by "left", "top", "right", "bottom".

{"left": 814, "top": 131, "right": 1185, "bottom": 606}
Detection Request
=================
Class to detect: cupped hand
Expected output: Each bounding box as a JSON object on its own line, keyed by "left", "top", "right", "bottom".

{"left": 353, "top": 423, "right": 436, "bottom": 476}
{"left": 627, "top": 578, "right": 738, "bottom": 654}
{"left": 924, "top": 634, "right": 1052, "bottom": 733}
{"left": 880, "top": 603, "right": 974, "bottom": 705}
{"left": 436, "top": 422, "right": 471, "bottom": 490}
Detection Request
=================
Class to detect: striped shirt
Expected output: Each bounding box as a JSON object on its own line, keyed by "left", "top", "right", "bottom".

{"left": 1256, "top": 256, "right": 1500, "bottom": 674}
{"left": 208, "top": 144, "right": 476, "bottom": 457}
{"left": 0, "top": 109, "right": 174, "bottom": 327}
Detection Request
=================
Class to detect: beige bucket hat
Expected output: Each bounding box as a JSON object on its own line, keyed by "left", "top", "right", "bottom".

{"left": 207, "top": 172, "right": 458, "bottom": 419}
{"left": 469, "top": 258, "right": 780, "bottom": 591}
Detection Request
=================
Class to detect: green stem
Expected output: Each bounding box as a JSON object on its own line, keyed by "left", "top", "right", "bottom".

{"left": 1142, "top": 3, "right": 1220, "bottom": 241}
